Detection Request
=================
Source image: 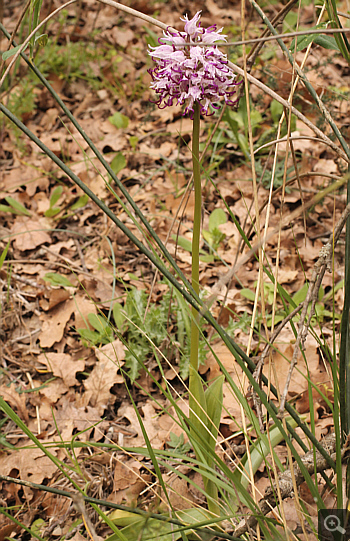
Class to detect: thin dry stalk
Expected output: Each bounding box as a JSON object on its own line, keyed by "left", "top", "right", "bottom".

{"left": 277, "top": 198, "right": 350, "bottom": 413}
{"left": 227, "top": 62, "right": 348, "bottom": 164}
{"left": 255, "top": 199, "right": 350, "bottom": 404}
{"left": 234, "top": 432, "right": 339, "bottom": 538}
{"left": 201, "top": 175, "right": 348, "bottom": 316}
{"left": 239, "top": 0, "right": 262, "bottom": 525}
{"left": 0, "top": 0, "right": 30, "bottom": 76}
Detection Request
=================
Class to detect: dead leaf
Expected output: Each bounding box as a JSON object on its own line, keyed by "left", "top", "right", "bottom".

{"left": 268, "top": 342, "right": 329, "bottom": 401}
{"left": 39, "top": 293, "right": 97, "bottom": 347}
{"left": 139, "top": 141, "right": 175, "bottom": 159}
{"left": 38, "top": 378, "right": 69, "bottom": 403}
{"left": 39, "top": 299, "right": 74, "bottom": 348}
{"left": 83, "top": 351, "right": 124, "bottom": 415}
{"left": 112, "top": 459, "right": 144, "bottom": 499}
{"left": 54, "top": 401, "right": 106, "bottom": 444}
{"left": 118, "top": 402, "right": 169, "bottom": 449}
{"left": 11, "top": 217, "right": 51, "bottom": 251}
{"left": 111, "top": 28, "right": 134, "bottom": 48}
{"left": 37, "top": 352, "right": 85, "bottom": 387}
{"left": 48, "top": 288, "right": 70, "bottom": 310}
{"left": 95, "top": 339, "right": 125, "bottom": 364}
{"left": 0, "top": 383, "right": 29, "bottom": 422}
{"left": 0, "top": 447, "right": 58, "bottom": 486}
{"left": 0, "top": 163, "right": 49, "bottom": 194}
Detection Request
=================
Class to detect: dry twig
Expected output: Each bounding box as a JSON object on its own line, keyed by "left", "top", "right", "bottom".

{"left": 278, "top": 201, "right": 350, "bottom": 414}
{"left": 234, "top": 432, "right": 339, "bottom": 537}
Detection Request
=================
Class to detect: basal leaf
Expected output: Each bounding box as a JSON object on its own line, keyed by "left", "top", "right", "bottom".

{"left": 2, "top": 44, "right": 23, "bottom": 60}
{"left": 77, "top": 328, "right": 101, "bottom": 345}
{"left": 70, "top": 194, "right": 89, "bottom": 210}
{"left": 172, "top": 234, "right": 193, "bottom": 253}
{"left": 204, "top": 375, "right": 224, "bottom": 446}
{"left": 43, "top": 272, "right": 75, "bottom": 288}
{"left": 240, "top": 288, "right": 256, "bottom": 302}
{"left": 113, "top": 302, "right": 126, "bottom": 331}
{"left": 5, "top": 196, "right": 31, "bottom": 216}
{"left": 88, "top": 313, "right": 108, "bottom": 333}
{"left": 0, "top": 242, "right": 10, "bottom": 271}
{"left": 313, "top": 34, "right": 340, "bottom": 51}
{"left": 44, "top": 207, "right": 61, "bottom": 217}
{"left": 110, "top": 152, "right": 126, "bottom": 176}
{"left": 108, "top": 111, "right": 129, "bottom": 129}
{"left": 49, "top": 186, "right": 63, "bottom": 208}
{"left": 34, "top": 33, "right": 48, "bottom": 48}
{"left": 208, "top": 208, "right": 227, "bottom": 233}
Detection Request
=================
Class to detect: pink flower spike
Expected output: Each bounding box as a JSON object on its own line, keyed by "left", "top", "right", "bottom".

{"left": 148, "top": 11, "right": 240, "bottom": 117}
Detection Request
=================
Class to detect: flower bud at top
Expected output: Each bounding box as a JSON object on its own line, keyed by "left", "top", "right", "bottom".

{"left": 148, "top": 11, "right": 240, "bottom": 118}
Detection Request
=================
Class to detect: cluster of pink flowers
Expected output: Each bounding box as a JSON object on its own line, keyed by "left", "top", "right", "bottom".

{"left": 148, "top": 11, "right": 239, "bottom": 118}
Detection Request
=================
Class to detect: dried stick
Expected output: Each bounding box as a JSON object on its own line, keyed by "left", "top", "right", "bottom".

{"left": 0, "top": 0, "right": 31, "bottom": 76}
{"left": 242, "top": 172, "right": 342, "bottom": 253}
{"left": 234, "top": 432, "right": 339, "bottom": 538}
{"left": 0, "top": 0, "right": 77, "bottom": 91}
{"left": 71, "top": 494, "right": 100, "bottom": 541}
{"left": 250, "top": 0, "right": 350, "bottom": 162}
{"left": 245, "top": 0, "right": 298, "bottom": 70}
{"left": 253, "top": 302, "right": 303, "bottom": 380}
{"left": 279, "top": 201, "right": 350, "bottom": 414}
{"left": 226, "top": 61, "right": 348, "bottom": 163}
{"left": 201, "top": 175, "right": 349, "bottom": 318}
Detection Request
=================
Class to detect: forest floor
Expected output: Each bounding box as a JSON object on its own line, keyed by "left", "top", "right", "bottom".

{"left": 0, "top": 0, "right": 349, "bottom": 539}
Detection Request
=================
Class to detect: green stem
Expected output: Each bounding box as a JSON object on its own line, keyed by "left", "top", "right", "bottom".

{"left": 326, "top": 0, "right": 350, "bottom": 67}
{"left": 188, "top": 103, "right": 221, "bottom": 516}
{"left": 188, "top": 101, "right": 201, "bottom": 460}
{"left": 190, "top": 102, "right": 201, "bottom": 374}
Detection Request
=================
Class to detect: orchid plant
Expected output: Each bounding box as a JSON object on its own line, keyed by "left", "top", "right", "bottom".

{"left": 149, "top": 11, "right": 240, "bottom": 516}
{"left": 1, "top": 1, "right": 349, "bottom": 538}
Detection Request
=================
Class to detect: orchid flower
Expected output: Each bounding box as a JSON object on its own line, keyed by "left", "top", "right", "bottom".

{"left": 148, "top": 11, "right": 239, "bottom": 118}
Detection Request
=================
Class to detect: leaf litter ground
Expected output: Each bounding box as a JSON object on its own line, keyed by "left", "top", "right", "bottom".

{"left": 0, "top": 0, "right": 349, "bottom": 538}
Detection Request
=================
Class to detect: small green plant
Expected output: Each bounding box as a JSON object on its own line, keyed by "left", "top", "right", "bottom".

{"left": 108, "top": 112, "right": 129, "bottom": 129}
{"left": 107, "top": 507, "right": 213, "bottom": 541}
{"left": 166, "top": 432, "right": 191, "bottom": 455}
{"left": 113, "top": 286, "right": 206, "bottom": 382}
{"left": 6, "top": 78, "right": 36, "bottom": 123}
{"left": 255, "top": 157, "right": 295, "bottom": 192}
{"left": 44, "top": 189, "right": 89, "bottom": 219}
{"left": 172, "top": 208, "right": 227, "bottom": 263}
{"left": 289, "top": 282, "right": 342, "bottom": 324}
{"left": 0, "top": 414, "right": 15, "bottom": 449}
{"left": 202, "top": 208, "right": 227, "bottom": 254}
{"left": 78, "top": 313, "right": 114, "bottom": 346}
{"left": 44, "top": 186, "right": 64, "bottom": 217}
{"left": 240, "top": 280, "right": 342, "bottom": 327}
{"left": 107, "top": 151, "right": 127, "bottom": 181}
{"left": 224, "top": 94, "right": 263, "bottom": 158}
{"left": 43, "top": 272, "right": 75, "bottom": 288}
{"left": 0, "top": 197, "right": 31, "bottom": 216}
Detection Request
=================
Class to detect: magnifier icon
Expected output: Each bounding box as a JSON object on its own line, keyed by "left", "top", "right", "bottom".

{"left": 324, "top": 515, "right": 346, "bottom": 535}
